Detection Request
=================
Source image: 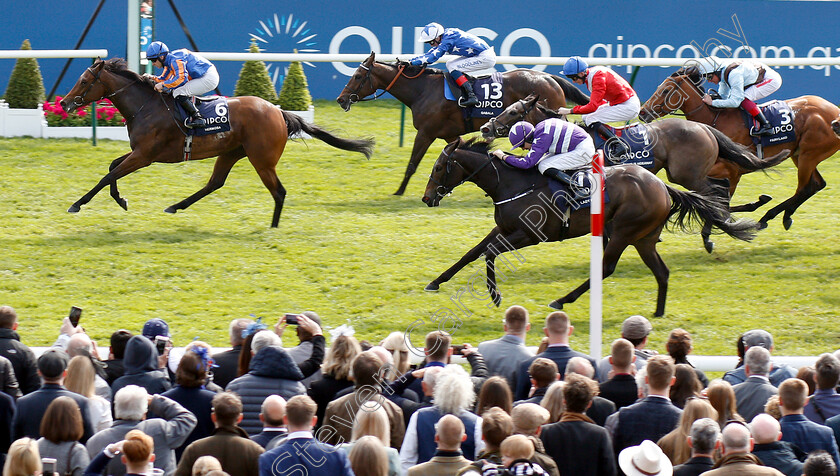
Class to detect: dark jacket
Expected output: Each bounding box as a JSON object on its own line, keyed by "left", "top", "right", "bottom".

{"left": 0, "top": 328, "right": 40, "bottom": 394}
{"left": 210, "top": 345, "right": 242, "bottom": 389}
{"left": 308, "top": 374, "right": 353, "bottom": 429}
{"left": 599, "top": 373, "right": 638, "bottom": 409}
{"left": 12, "top": 383, "right": 95, "bottom": 443}
{"left": 175, "top": 424, "right": 265, "bottom": 476}
{"left": 514, "top": 346, "right": 597, "bottom": 400}
{"left": 110, "top": 336, "right": 171, "bottom": 400}
{"left": 0, "top": 355, "right": 21, "bottom": 399}
{"left": 613, "top": 396, "right": 682, "bottom": 455}
{"left": 102, "top": 358, "right": 125, "bottom": 386}
{"left": 585, "top": 396, "right": 616, "bottom": 427}
{"left": 752, "top": 441, "right": 805, "bottom": 476}
{"left": 225, "top": 345, "right": 306, "bottom": 435}
{"left": 0, "top": 391, "right": 14, "bottom": 460}
{"left": 540, "top": 414, "right": 616, "bottom": 476}
{"left": 161, "top": 385, "right": 216, "bottom": 460}
{"left": 673, "top": 456, "right": 715, "bottom": 476}
{"left": 702, "top": 453, "right": 785, "bottom": 475}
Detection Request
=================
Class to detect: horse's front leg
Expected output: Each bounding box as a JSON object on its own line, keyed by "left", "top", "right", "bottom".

{"left": 425, "top": 227, "right": 503, "bottom": 291}
{"left": 68, "top": 152, "right": 152, "bottom": 213}
{"left": 483, "top": 229, "right": 536, "bottom": 307}
{"left": 395, "top": 131, "right": 436, "bottom": 196}
{"left": 108, "top": 153, "right": 130, "bottom": 210}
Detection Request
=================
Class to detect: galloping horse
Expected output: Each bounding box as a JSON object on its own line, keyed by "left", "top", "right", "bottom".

{"left": 640, "top": 67, "right": 840, "bottom": 230}
{"left": 421, "top": 138, "right": 760, "bottom": 316}
{"left": 336, "top": 52, "right": 589, "bottom": 195}
{"left": 60, "top": 58, "right": 374, "bottom": 228}
{"left": 480, "top": 94, "right": 788, "bottom": 252}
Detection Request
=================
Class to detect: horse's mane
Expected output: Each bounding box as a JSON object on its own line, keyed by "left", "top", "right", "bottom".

{"left": 377, "top": 61, "right": 445, "bottom": 76}
{"left": 671, "top": 65, "right": 704, "bottom": 88}
{"left": 103, "top": 58, "right": 156, "bottom": 87}
{"left": 456, "top": 137, "right": 495, "bottom": 154}
{"left": 536, "top": 103, "right": 564, "bottom": 119}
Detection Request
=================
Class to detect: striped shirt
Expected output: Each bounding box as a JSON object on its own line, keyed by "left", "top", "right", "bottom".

{"left": 504, "top": 119, "right": 590, "bottom": 169}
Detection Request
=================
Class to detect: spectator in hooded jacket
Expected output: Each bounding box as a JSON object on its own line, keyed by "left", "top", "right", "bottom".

{"left": 110, "top": 336, "right": 171, "bottom": 403}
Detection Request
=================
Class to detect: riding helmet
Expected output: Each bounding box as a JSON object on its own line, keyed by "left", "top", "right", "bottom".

{"left": 563, "top": 56, "right": 589, "bottom": 76}
{"left": 146, "top": 41, "right": 170, "bottom": 61}
{"left": 509, "top": 121, "right": 535, "bottom": 149}
{"left": 419, "top": 23, "right": 444, "bottom": 43}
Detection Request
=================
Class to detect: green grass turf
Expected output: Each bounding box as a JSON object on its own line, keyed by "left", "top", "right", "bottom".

{"left": 1, "top": 99, "right": 838, "bottom": 358}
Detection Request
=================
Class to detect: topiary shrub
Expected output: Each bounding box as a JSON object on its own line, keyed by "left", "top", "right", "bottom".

{"left": 3, "top": 39, "right": 46, "bottom": 109}
{"left": 277, "top": 50, "right": 312, "bottom": 111}
{"left": 233, "top": 40, "right": 278, "bottom": 103}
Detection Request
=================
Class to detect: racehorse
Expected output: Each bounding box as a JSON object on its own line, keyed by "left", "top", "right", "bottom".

{"left": 59, "top": 58, "right": 374, "bottom": 228}
{"left": 480, "top": 94, "right": 788, "bottom": 252}
{"left": 639, "top": 66, "right": 840, "bottom": 231}
{"left": 336, "top": 52, "right": 589, "bottom": 196}
{"left": 421, "top": 138, "right": 760, "bottom": 317}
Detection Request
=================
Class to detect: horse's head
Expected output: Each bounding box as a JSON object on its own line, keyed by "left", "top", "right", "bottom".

{"left": 639, "top": 69, "right": 703, "bottom": 123}
{"left": 59, "top": 59, "right": 108, "bottom": 114}
{"left": 422, "top": 139, "right": 465, "bottom": 207}
{"left": 336, "top": 52, "right": 378, "bottom": 112}
{"left": 480, "top": 94, "right": 542, "bottom": 140}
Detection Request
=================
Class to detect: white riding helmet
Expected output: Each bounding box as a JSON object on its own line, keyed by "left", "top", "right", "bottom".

{"left": 694, "top": 56, "right": 725, "bottom": 76}
{"left": 419, "top": 23, "right": 444, "bottom": 43}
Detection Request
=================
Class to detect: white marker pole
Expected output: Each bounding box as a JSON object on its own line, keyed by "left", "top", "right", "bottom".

{"left": 590, "top": 150, "right": 605, "bottom": 360}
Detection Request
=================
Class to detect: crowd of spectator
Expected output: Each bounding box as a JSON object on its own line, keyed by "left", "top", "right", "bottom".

{"left": 1, "top": 302, "right": 839, "bottom": 476}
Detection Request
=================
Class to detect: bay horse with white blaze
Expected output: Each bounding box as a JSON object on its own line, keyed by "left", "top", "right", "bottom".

{"left": 336, "top": 52, "right": 589, "bottom": 195}
{"left": 640, "top": 66, "right": 840, "bottom": 231}
{"left": 60, "top": 58, "right": 374, "bottom": 228}
{"left": 421, "top": 138, "right": 760, "bottom": 317}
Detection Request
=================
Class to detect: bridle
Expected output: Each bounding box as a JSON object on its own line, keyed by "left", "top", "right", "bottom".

{"left": 345, "top": 61, "right": 426, "bottom": 104}
{"left": 647, "top": 75, "right": 709, "bottom": 120}
{"left": 427, "top": 146, "right": 498, "bottom": 203}
{"left": 72, "top": 61, "right": 140, "bottom": 107}
{"left": 484, "top": 97, "right": 536, "bottom": 137}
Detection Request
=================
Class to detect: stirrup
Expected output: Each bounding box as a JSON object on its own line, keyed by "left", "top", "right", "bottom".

{"left": 184, "top": 116, "right": 207, "bottom": 128}
{"left": 750, "top": 124, "right": 772, "bottom": 137}
{"left": 458, "top": 96, "right": 479, "bottom": 107}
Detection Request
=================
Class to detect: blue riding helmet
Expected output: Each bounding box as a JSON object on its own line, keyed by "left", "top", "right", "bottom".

{"left": 509, "top": 121, "right": 535, "bottom": 149}
{"left": 563, "top": 56, "right": 588, "bottom": 76}
{"left": 146, "top": 41, "right": 169, "bottom": 61}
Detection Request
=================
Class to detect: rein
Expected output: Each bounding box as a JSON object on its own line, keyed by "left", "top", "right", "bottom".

{"left": 429, "top": 148, "right": 497, "bottom": 201}
{"left": 72, "top": 63, "right": 149, "bottom": 122}
{"left": 485, "top": 97, "right": 536, "bottom": 136}
{"left": 350, "top": 62, "right": 426, "bottom": 103}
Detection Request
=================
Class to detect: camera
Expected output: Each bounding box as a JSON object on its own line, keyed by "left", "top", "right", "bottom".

{"left": 451, "top": 344, "right": 466, "bottom": 355}
{"left": 42, "top": 458, "right": 56, "bottom": 476}
{"left": 68, "top": 306, "right": 82, "bottom": 327}
{"left": 284, "top": 313, "right": 299, "bottom": 325}
{"left": 154, "top": 335, "right": 170, "bottom": 355}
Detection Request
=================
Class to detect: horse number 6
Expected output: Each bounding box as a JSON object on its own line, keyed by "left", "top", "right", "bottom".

{"left": 215, "top": 103, "right": 227, "bottom": 117}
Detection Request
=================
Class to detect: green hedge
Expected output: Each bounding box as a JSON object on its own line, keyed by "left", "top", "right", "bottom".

{"left": 278, "top": 50, "right": 312, "bottom": 111}
{"left": 3, "top": 39, "right": 46, "bottom": 109}
{"left": 233, "top": 41, "right": 278, "bottom": 104}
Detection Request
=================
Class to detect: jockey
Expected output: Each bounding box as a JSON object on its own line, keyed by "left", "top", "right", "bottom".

{"left": 556, "top": 56, "right": 640, "bottom": 158}
{"left": 490, "top": 119, "right": 595, "bottom": 201}
{"left": 408, "top": 22, "right": 496, "bottom": 108}
{"left": 699, "top": 58, "right": 781, "bottom": 136}
{"left": 145, "top": 41, "right": 219, "bottom": 128}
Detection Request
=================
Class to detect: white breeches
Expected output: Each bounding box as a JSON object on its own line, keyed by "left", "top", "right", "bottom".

{"left": 537, "top": 140, "right": 596, "bottom": 173}
{"left": 172, "top": 66, "right": 219, "bottom": 97}
{"left": 446, "top": 48, "right": 497, "bottom": 73}
{"left": 582, "top": 94, "right": 641, "bottom": 126}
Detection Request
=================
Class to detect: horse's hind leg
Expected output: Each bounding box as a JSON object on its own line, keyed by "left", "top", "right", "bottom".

{"left": 164, "top": 148, "right": 245, "bottom": 216}
{"left": 634, "top": 238, "right": 670, "bottom": 317}
{"left": 108, "top": 153, "right": 130, "bottom": 210}
{"left": 254, "top": 166, "right": 287, "bottom": 228}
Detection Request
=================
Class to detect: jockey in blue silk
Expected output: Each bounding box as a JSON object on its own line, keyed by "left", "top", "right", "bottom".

{"left": 145, "top": 41, "right": 220, "bottom": 128}
{"left": 490, "top": 119, "right": 595, "bottom": 202}
{"left": 698, "top": 57, "right": 782, "bottom": 136}
{"left": 409, "top": 22, "right": 496, "bottom": 108}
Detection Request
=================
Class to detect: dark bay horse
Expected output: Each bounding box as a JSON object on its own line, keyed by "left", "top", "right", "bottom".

{"left": 640, "top": 67, "right": 840, "bottom": 230}
{"left": 480, "top": 94, "right": 788, "bottom": 252}
{"left": 336, "top": 52, "right": 589, "bottom": 195}
{"left": 59, "top": 58, "right": 374, "bottom": 228}
{"left": 421, "top": 138, "right": 760, "bottom": 317}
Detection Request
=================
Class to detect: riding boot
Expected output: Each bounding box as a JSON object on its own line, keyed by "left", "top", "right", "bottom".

{"left": 751, "top": 110, "right": 773, "bottom": 136}
{"left": 458, "top": 81, "right": 480, "bottom": 108}
{"left": 591, "top": 121, "right": 629, "bottom": 158}
{"left": 175, "top": 95, "right": 206, "bottom": 128}
{"left": 543, "top": 168, "right": 590, "bottom": 200}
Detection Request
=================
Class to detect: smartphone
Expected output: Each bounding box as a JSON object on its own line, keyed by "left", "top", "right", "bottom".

{"left": 284, "top": 313, "right": 299, "bottom": 325}
{"left": 451, "top": 344, "right": 465, "bottom": 356}
{"left": 154, "top": 335, "right": 170, "bottom": 355}
{"left": 42, "top": 457, "right": 56, "bottom": 475}
{"left": 68, "top": 306, "right": 82, "bottom": 327}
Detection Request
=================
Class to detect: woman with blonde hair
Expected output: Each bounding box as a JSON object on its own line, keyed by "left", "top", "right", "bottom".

{"left": 3, "top": 438, "right": 40, "bottom": 476}
{"left": 36, "top": 396, "right": 90, "bottom": 476}
{"left": 380, "top": 332, "right": 411, "bottom": 377}
{"left": 706, "top": 379, "right": 744, "bottom": 429}
{"left": 308, "top": 334, "right": 362, "bottom": 429}
{"left": 192, "top": 455, "right": 223, "bottom": 475}
{"left": 540, "top": 381, "right": 566, "bottom": 423}
{"left": 657, "top": 397, "right": 718, "bottom": 465}
{"left": 349, "top": 435, "right": 390, "bottom": 476}
{"left": 337, "top": 401, "right": 401, "bottom": 475}
{"left": 65, "top": 355, "right": 112, "bottom": 432}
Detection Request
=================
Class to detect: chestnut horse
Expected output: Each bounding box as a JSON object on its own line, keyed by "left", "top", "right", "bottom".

{"left": 421, "top": 138, "right": 760, "bottom": 317}
{"left": 336, "top": 52, "right": 589, "bottom": 195}
{"left": 480, "top": 94, "right": 788, "bottom": 252}
{"left": 60, "top": 58, "right": 374, "bottom": 228}
{"left": 640, "top": 67, "right": 840, "bottom": 230}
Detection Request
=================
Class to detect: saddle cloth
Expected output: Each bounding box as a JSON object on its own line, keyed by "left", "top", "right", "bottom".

{"left": 740, "top": 100, "right": 796, "bottom": 147}
{"left": 546, "top": 171, "right": 610, "bottom": 212}
{"left": 591, "top": 123, "right": 656, "bottom": 168}
{"left": 443, "top": 72, "right": 505, "bottom": 118}
{"left": 174, "top": 96, "right": 232, "bottom": 136}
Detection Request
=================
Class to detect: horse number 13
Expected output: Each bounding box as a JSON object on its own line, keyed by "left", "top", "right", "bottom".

{"left": 480, "top": 82, "right": 503, "bottom": 100}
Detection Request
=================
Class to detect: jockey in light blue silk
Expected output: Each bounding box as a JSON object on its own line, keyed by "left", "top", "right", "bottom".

{"left": 409, "top": 22, "right": 496, "bottom": 108}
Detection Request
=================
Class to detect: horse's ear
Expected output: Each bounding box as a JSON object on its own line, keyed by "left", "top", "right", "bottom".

{"left": 367, "top": 52, "right": 375, "bottom": 62}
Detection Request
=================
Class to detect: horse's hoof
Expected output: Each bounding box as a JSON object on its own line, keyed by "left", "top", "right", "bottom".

{"left": 118, "top": 199, "right": 128, "bottom": 211}
{"left": 164, "top": 206, "right": 177, "bottom": 214}
{"left": 704, "top": 240, "right": 714, "bottom": 254}
{"left": 491, "top": 293, "right": 502, "bottom": 307}
{"left": 783, "top": 216, "right": 793, "bottom": 230}
{"left": 548, "top": 300, "right": 564, "bottom": 310}
{"left": 424, "top": 283, "right": 440, "bottom": 292}
{"left": 393, "top": 190, "right": 405, "bottom": 196}
{"left": 654, "top": 311, "right": 665, "bottom": 318}
{"left": 758, "top": 194, "right": 772, "bottom": 205}
{"left": 756, "top": 221, "right": 768, "bottom": 231}
{"left": 68, "top": 204, "right": 81, "bottom": 213}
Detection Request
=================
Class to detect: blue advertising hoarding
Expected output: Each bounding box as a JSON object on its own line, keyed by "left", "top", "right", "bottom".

{"left": 3, "top": 0, "right": 840, "bottom": 103}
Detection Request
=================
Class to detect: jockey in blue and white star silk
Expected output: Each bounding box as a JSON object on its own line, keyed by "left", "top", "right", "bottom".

{"left": 409, "top": 23, "right": 496, "bottom": 107}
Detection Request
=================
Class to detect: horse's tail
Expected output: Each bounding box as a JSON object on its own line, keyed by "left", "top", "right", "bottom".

{"left": 665, "top": 184, "right": 759, "bottom": 242}
{"left": 281, "top": 109, "right": 375, "bottom": 158}
{"left": 550, "top": 74, "right": 590, "bottom": 105}
{"left": 707, "top": 125, "right": 790, "bottom": 171}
